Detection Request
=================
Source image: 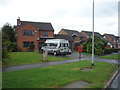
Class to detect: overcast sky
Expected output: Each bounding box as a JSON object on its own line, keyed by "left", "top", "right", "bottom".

{"left": 0, "top": 0, "right": 119, "bottom": 36}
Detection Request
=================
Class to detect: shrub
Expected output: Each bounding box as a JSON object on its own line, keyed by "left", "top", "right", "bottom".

{"left": 82, "top": 35, "right": 108, "bottom": 55}
{"left": 3, "top": 41, "right": 17, "bottom": 52}
{"left": 28, "top": 43, "right": 35, "bottom": 52}
{"left": 104, "top": 48, "right": 118, "bottom": 54}
{"left": 29, "top": 43, "right": 35, "bottom": 49}
{"left": 2, "top": 46, "right": 9, "bottom": 62}
{"left": 74, "top": 43, "right": 79, "bottom": 51}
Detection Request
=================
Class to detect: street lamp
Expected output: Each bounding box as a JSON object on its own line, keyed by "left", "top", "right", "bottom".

{"left": 92, "top": 0, "right": 94, "bottom": 66}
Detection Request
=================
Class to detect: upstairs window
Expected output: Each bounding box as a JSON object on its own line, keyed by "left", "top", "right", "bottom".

{"left": 43, "top": 32, "right": 48, "bottom": 37}
{"left": 23, "top": 30, "right": 34, "bottom": 36}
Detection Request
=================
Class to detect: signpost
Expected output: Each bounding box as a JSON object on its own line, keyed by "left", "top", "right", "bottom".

{"left": 78, "top": 45, "right": 82, "bottom": 61}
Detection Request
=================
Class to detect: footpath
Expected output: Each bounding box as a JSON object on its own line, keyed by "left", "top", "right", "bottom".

{"left": 2, "top": 55, "right": 119, "bottom": 72}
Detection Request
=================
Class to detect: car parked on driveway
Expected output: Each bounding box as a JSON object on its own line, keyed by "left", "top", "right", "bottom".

{"left": 41, "top": 39, "right": 72, "bottom": 55}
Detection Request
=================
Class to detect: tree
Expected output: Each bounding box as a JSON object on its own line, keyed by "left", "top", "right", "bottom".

{"left": 2, "top": 23, "right": 16, "bottom": 42}
{"left": 82, "top": 35, "right": 108, "bottom": 55}
{"left": 2, "top": 23, "right": 17, "bottom": 61}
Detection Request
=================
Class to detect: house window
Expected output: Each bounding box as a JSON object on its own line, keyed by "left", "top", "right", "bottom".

{"left": 43, "top": 32, "right": 48, "bottom": 37}
{"left": 23, "top": 42, "right": 34, "bottom": 48}
{"left": 23, "top": 30, "right": 34, "bottom": 36}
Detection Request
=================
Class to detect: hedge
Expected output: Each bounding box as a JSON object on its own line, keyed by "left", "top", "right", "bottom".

{"left": 104, "top": 48, "right": 118, "bottom": 54}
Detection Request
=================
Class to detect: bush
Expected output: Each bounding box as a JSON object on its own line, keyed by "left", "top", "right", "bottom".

{"left": 112, "top": 48, "right": 118, "bottom": 53}
{"left": 82, "top": 35, "right": 108, "bottom": 55}
{"left": 74, "top": 44, "right": 79, "bottom": 51}
{"left": 29, "top": 43, "right": 35, "bottom": 49}
{"left": 2, "top": 47, "right": 8, "bottom": 59}
{"left": 104, "top": 48, "right": 118, "bottom": 54}
{"left": 3, "top": 41, "right": 17, "bottom": 52}
{"left": 2, "top": 46, "right": 10, "bottom": 63}
{"left": 28, "top": 43, "right": 35, "bottom": 52}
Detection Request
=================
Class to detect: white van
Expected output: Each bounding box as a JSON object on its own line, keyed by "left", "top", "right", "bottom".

{"left": 41, "top": 39, "right": 72, "bottom": 55}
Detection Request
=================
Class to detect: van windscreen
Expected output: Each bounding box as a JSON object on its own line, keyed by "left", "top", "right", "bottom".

{"left": 60, "top": 43, "right": 68, "bottom": 47}
{"left": 43, "top": 43, "right": 57, "bottom": 47}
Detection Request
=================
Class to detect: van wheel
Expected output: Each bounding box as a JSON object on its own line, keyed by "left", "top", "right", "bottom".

{"left": 41, "top": 49, "right": 43, "bottom": 53}
{"left": 54, "top": 52, "right": 57, "bottom": 56}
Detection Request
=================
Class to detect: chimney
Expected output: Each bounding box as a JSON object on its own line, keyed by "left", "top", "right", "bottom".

{"left": 17, "top": 17, "right": 21, "bottom": 25}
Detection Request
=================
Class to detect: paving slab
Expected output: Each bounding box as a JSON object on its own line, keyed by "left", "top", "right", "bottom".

{"left": 62, "top": 80, "right": 91, "bottom": 88}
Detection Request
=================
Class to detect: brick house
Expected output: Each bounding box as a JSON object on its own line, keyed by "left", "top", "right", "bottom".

{"left": 103, "top": 33, "right": 118, "bottom": 48}
{"left": 80, "top": 30, "right": 103, "bottom": 42}
{"left": 16, "top": 18, "right": 54, "bottom": 51}
{"left": 58, "top": 29, "right": 84, "bottom": 45}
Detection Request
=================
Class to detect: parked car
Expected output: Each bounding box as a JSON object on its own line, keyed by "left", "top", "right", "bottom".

{"left": 41, "top": 39, "right": 72, "bottom": 55}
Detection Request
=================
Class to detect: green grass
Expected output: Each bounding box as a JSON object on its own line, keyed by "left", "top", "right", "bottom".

{"left": 81, "top": 52, "right": 92, "bottom": 55}
{"left": 3, "top": 60, "right": 118, "bottom": 88}
{"left": 2, "top": 52, "right": 71, "bottom": 67}
{"left": 100, "top": 54, "right": 120, "bottom": 60}
{"left": 81, "top": 52, "right": 98, "bottom": 56}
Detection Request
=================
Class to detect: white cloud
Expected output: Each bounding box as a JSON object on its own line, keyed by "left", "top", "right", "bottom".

{"left": 0, "top": 0, "right": 119, "bottom": 36}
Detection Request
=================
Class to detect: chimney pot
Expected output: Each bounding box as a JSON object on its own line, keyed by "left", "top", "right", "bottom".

{"left": 17, "top": 17, "right": 21, "bottom": 25}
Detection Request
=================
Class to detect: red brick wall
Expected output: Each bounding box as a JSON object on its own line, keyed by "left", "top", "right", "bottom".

{"left": 106, "top": 45, "right": 111, "bottom": 48}
{"left": 17, "top": 24, "right": 54, "bottom": 51}
{"left": 70, "top": 41, "right": 74, "bottom": 51}
{"left": 106, "top": 35, "right": 113, "bottom": 43}
{"left": 58, "top": 30, "right": 68, "bottom": 35}
{"left": 17, "top": 24, "right": 39, "bottom": 51}
{"left": 39, "top": 30, "right": 54, "bottom": 38}
{"left": 74, "top": 37, "right": 82, "bottom": 42}
{"left": 80, "top": 31, "right": 89, "bottom": 41}
{"left": 104, "top": 35, "right": 114, "bottom": 48}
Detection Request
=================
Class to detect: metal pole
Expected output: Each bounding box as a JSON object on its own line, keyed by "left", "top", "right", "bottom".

{"left": 92, "top": 0, "right": 94, "bottom": 66}
{"left": 79, "top": 53, "right": 81, "bottom": 61}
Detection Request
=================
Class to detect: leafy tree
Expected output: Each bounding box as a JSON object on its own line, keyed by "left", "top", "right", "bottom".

{"left": 2, "top": 23, "right": 16, "bottom": 42}
{"left": 82, "top": 35, "right": 108, "bottom": 55}
{"left": 3, "top": 41, "right": 17, "bottom": 52}
{"left": 2, "top": 23, "right": 17, "bottom": 61}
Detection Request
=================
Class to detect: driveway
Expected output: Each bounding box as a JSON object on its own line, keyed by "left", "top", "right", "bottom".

{"left": 66, "top": 52, "right": 91, "bottom": 59}
{"left": 49, "top": 52, "right": 91, "bottom": 59}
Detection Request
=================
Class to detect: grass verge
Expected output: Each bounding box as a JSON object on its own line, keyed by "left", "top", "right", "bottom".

{"left": 81, "top": 52, "right": 92, "bottom": 55}
{"left": 100, "top": 54, "right": 119, "bottom": 60}
{"left": 3, "top": 60, "right": 118, "bottom": 88}
{"left": 2, "top": 52, "right": 71, "bottom": 67}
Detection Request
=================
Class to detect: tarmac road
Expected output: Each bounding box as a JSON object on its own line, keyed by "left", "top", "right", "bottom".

{"left": 109, "top": 70, "right": 120, "bottom": 89}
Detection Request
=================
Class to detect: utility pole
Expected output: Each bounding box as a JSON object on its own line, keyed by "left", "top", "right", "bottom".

{"left": 92, "top": 0, "right": 94, "bottom": 66}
